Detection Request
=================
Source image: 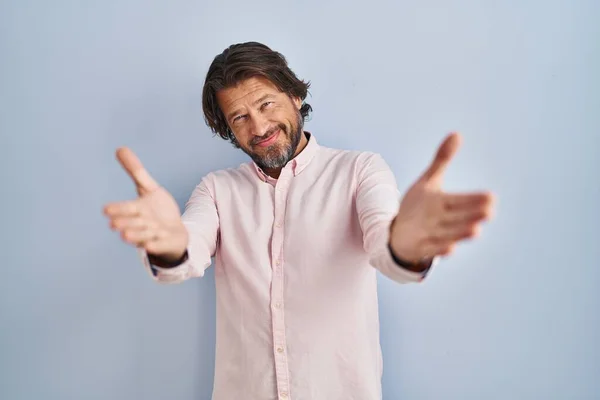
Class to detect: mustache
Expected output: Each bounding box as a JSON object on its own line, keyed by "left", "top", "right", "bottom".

{"left": 251, "top": 124, "right": 286, "bottom": 145}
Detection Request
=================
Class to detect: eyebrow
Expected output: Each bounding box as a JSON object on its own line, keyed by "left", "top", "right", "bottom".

{"left": 253, "top": 94, "right": 274, "bottom": 106}
{"left": 226, "top": 94, "right": 276, "bottom": 122}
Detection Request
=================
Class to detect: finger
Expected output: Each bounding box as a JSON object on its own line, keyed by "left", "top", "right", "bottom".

{"left": 420, "top": 132, "right": 461, "bottom": 184}
{"left": 103, "top": 200, "right": 142, "bottom": 218}
{"left": 121, "top": 227, "right": 160, "bottom": 246}
{"left": 109, "top": 216, "right": 151, "bottom": 231}
{"left": 422, "top": 241, "right": 457, "bottom": 257}
{"left": 116, "top": 147, "right": 160, "bottom": 193}
{"left": 443, "top": 191, "right": 495, "bottom": 211}
{"left": 433, "top": 222, "right": 481, "bottom": 243}
{"left": 440, "top": 206, "right": 493, "bottom": 226}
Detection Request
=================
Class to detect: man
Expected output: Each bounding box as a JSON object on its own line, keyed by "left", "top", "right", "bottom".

{"left": 103, "top": 42, "right": 494, "bottom": 400}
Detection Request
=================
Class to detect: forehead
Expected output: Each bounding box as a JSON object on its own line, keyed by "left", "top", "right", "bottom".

{"left": 216, "top": 76, "right": 282, "bottom": 111}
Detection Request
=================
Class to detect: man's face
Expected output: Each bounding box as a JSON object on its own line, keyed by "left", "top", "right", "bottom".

{"left": 216, "top": 76, "right": 304, "bottom": 171}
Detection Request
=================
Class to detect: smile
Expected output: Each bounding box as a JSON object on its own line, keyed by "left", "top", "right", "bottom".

{"left": 255, "top": 129, "right": 281, "bottom": 147}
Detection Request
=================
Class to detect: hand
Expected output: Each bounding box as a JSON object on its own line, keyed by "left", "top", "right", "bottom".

{"left": 102, "top": 147, "right": 188, "bottom": 262}
{"left": 389, "top": 132, "right": 495, "bottom": 263}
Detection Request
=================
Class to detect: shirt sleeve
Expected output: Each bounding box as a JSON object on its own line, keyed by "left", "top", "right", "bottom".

{"left": 138, "top": 176, "right": 219, "bottom": 284}
{"left": 355, "top": 152, "right": 435, "bottom": 284}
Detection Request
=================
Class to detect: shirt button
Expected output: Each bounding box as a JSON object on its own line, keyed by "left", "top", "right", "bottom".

{"left": 280, "top": 392, "right": 288, "bottom": 398}
{"left": 275, "top": 222, "right": 282, "bottom": 228}
{"left": 274, "top": 302, "right": 282, "bottom": 309}
{"left": 277, "top": 347, "right": 284, "bottom": 353}
{"left": 275, "top": 260, "right": 281, "bottom": 266}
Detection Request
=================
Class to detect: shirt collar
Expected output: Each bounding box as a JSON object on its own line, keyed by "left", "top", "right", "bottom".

{"left": 253, "top": 131, "right": 319, "bottom": 181}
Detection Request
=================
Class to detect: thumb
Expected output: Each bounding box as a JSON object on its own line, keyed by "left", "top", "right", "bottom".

{"left": 116, "top": 147, "right": 160, "bottom": 194}
{"left": 420, "top": 132, "right": 461, "bottom": 185}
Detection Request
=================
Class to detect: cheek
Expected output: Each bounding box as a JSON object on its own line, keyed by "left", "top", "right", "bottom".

{"left": 272, "top": 107, "right": 297, "bottom": 126}
{"left": 231, "top": 129, "right": 250, "bottom": 146}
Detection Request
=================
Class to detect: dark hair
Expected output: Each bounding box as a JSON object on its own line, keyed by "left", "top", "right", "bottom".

{"left": 202, "top": 41, "right": 312, "bottom": 143}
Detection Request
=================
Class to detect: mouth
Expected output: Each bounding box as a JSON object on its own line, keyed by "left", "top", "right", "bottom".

{"left": 254, "top": 129, "right": 281, "bottom": 148}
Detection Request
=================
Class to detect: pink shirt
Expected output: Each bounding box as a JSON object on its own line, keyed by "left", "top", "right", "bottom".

{"left": 139, "top": 133, "right": 429, "bottom": 400}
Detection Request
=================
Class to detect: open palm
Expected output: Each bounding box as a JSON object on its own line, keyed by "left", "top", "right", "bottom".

{"left": 103, "top": 147, "right": 188, "bottom": 261}
{"left": 390, "top": 132, "right": 495, "bottom": 263}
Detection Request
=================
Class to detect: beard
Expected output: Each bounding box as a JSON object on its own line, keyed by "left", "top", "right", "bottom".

{"left": 241, "top": 111, "right": 304, "bottom": 171}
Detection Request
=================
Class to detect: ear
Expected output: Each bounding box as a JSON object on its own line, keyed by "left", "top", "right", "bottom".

{"left": 292, "top": 96, "right": 302, "bottom": 110}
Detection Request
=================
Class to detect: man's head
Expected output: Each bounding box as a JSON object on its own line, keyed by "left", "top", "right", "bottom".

{"left": 202, "top": 42, "right": 312, "bottom": 172}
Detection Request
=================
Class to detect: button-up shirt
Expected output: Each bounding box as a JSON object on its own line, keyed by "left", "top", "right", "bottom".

{"left": 139, "top": 133, "right": 429, "bottom": 400}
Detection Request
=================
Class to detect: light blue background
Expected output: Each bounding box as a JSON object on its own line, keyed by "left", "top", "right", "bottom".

{"left": 1, "top": 0, "right": 598, "bottom": 399}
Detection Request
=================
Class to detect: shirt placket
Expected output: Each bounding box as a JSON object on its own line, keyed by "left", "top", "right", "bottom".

{"left": 270, "top": 168, "right": 292, "bottom": 400}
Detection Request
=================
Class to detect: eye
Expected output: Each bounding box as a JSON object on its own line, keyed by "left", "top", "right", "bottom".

{"left": 232, "top": 114, "right": 247, "bottom": 123}
{"left": 261, "top": 101, "right": 273, "bottom": 110}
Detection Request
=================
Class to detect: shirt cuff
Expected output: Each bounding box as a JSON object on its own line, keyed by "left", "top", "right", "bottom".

{"left": 369, "top": 245, "right": 436, "bottom": 283}
{"left": 387, "top": 243, "right": 434, "bottom": 277}
{"left": 137, "top": 247, "right": 195, "bottom": 284}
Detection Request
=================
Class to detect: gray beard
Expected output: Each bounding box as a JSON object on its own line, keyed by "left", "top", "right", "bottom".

{"left": 250, "top": 114, "right": 303, "bottom": 171}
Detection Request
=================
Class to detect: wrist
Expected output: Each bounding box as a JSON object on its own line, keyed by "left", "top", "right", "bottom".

{"left": 388, "top": 218, "right": 430, "bottom": 273}
{"left": 388, "top": 242, "right": 430, "bottom": 273}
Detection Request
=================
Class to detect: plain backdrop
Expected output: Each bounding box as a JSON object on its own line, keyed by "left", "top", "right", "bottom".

{"left": 1, "top": 0, "right": 598, "bottom": 399}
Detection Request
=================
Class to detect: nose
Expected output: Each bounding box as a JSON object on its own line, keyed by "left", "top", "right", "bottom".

{"left": 249, "top": 112, "right": 270, "bottom": 137}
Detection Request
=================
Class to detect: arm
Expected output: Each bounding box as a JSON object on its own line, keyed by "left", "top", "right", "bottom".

{"left": 138, "top": 177, "right": 219, "bottom": 285}
{"left": 356, "top": 152, "right": 433, "bottom": 284}
{"left": 357, "top": 133, "right": 495, "bottom": 284}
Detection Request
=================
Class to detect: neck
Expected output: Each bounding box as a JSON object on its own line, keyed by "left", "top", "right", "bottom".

{"left": 263, "top": 131, "right": 309, "bottom": 179}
